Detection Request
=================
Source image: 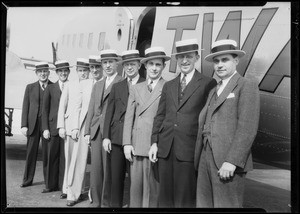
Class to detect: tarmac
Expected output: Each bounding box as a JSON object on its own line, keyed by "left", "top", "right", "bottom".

{"left": 3, "top": 134, "right": 292, "bottom": 212}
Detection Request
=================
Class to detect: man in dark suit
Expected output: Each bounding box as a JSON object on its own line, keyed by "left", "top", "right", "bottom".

{"left": 20, "top": 62, "right": 53, "bottom": 187}
{"left": 41, "top": 60, "right": 71, "bottom": 194}
{"left": 194, "top": 39, "right": 260, "bottom": 208}
{"left": 84, "top": 49, "right": 123, "bottom": 207}
{"left": 149, "top": 39, "right": 217, "bottom": 207}
{"left": 102, "top": 50, "right": 145, "bottom": 207}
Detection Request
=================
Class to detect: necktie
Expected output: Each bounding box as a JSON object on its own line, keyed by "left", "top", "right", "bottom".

{"left": 128, "top": 78, "right": 132, "bottom": 87}
{"left": 180, "top": 74, "right": 187, "bottom": 92}
{"left": 216, "top": 80, "right": 223, "bottom": 96}
{"left": 148, "top": 80, "right": 153, "bottom": 93}
{"left": 61, "top": 82, "right": 64, "bottom": 91}
{"left": 42, "top": 84, "right": 46, "bottom": 90}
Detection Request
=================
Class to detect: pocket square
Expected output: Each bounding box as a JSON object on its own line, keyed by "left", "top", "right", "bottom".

{"left": 227, "top": 93, "right": 235, "bottom": 99}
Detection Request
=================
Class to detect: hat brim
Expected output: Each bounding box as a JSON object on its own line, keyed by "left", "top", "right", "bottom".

{"left": 140, "top": 55, "right": 171, "bottom": 64}
{"left": 119, "top": 57, "right": 143, "bottom": 64}
{"left": 205, "top": 50, "right": 246, "bottom": 62}
{"left": 171, "top": 49, "right": 203, "bottom": 56}
{"left": 53, "top": 66, "right": 73, "bottom": 70}
{"left": 96, "top": 57, "right": 122, "bottom": 62}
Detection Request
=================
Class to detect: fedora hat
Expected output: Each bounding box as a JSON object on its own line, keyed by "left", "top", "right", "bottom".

{"left": 34, "top": 62, "right": 49, "bottom": 71}
{"left": 89, "top": 55, "right": 101, "bottom": 65}
{"left": 120, "top": 50, "right": 142, "bottom": 64}
{"left": 75, "top": 58, "right": 90, "bottom": 68}
{"left": 140, "top": 47, "right": 171, "bottom": 64}
{"left": 97, "top": 49, "right": 121, "bottom": 62}
{"left": 54, "top": 60, "right": 72, "bottom": 70}
{"left": 172, "top": 38, "right": 202, "bottom": 56}
{"left": 205, "top": 39, "right": 246, "bottom": 62}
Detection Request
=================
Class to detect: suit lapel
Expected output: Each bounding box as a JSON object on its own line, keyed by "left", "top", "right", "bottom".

{"left": 139, "top": 78, "right": 164, "bottom": 115}
{"left": 171, "top": 75, "right": 180, "bottom": 108}
{"left": 103, "top": 75, "right": 122, "bottom": 102}
{"left": 178, "top": 71, "right": 203, "bottom": 110}
{"left": 119, "top": 79, "right": 129, "bottom": 106}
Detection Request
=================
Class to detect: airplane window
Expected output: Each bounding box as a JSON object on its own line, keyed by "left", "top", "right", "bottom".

{"left": 79, "top": 33, "right": 84, "bottom": 48}
{"left": 98, "top": 32, "right": 106, "bottom": 51}
{"left": 88, "top": 33, "right": 93, "bottom": 49}
{"left": 117, "top": 29, "right": 122, "bottom": 41}
{"left": 72, "top": 34, "right": 77, "bottom": 48}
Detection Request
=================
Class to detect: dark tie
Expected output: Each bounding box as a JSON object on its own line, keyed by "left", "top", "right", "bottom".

{"left": 148, "top": 80, "right": 153, "bottom": 93}
{"left": 180, "top": 74, "right": 187, "bottom": 92}
{"left": 128, "top": 78, "right": 132, "bottom": 87}
{"left": 42, "top": 83, "right": 46, "bottom": 90}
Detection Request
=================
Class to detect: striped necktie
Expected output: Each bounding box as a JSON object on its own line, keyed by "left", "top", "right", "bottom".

{"left": 148, "top": 80, "right": 153, "bottom": 93}
{"left": 180, "top": 74, "right": 187, "bottom": 92}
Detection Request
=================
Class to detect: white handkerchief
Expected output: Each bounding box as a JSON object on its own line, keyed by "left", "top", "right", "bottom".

{"left": 227, "top": 93, "right": 235, "bottom": 99}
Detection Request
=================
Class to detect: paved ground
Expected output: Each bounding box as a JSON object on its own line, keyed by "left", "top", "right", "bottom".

{"left": 2, "top": 134, "right": 292, "bottom": 212}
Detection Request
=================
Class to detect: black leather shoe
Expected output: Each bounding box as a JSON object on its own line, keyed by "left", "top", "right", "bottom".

{"left": 60, "top": 193, "right": 67, "bottom": 199}
{"left": 66, "top": 200, "right": 77, "bottom": 206}
{"left": 20, "top": 183, "right": 31, "bottom": 188}
{"left": 42, "top": 188, "right": 54, "bottom": 193}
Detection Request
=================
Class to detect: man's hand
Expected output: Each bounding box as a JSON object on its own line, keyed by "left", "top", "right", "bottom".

{"left": 85, "top": 135, "right": 91, "bottom": 146}
{"left": 123, "top": 145, "right": 135, "bottom": 162}
{"left": 218, "top": 162, "right": 236, "bottom": 180}
{"left": 59, "top": 128, "right": 66, "bottom": 139}
{"left": 21, "top": 127, "right": 28, "bottom": 136}
{"left": 43, "top": 130, "right": 50, "bottom": 140}
{"left": 71, "top": 129, "right": 79, "bottom": 141}
{"left": 149, "top": 143, "right": 158, "bottom": 163}
{"left": 103, "top": 138, "right": 112, "bottom": 153}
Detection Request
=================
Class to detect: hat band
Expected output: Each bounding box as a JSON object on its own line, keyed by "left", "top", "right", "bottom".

{"left": 89, "top": 59, "right": 100, "bottom": 64}
{"left": 56, "top": 62, "right": 69, "bottom": 68}
{"left": 145, "top": 51, "right": 166, "bottom": 58}
{"left": 77, "top": 61, "right": 89, "bottom": 67}
{"left": 36, "top": 64, "right": 49, "bottom": 69}
{"left": 122, "top": 53, "right": 140, "bottom": 61}
{"left": 176, "top": 44, "right": 198, "bottom": 54}
{"left": 211, "top": 44, "right": 237, "bottom": 53}
{"left": 101, "top": 53, "right": 118, "bottom": 58}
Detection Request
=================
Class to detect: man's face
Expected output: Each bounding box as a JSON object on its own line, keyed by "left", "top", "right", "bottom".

{"left": 123, "top": 60, "right": 140, "bottom": 79}
{"left": 89, "top": 64, "right": 102, "bottom": 81}
{"left": 176, "top": 52, "right": 199, "bottom": 74}
{"left": 36, "top": 68, "right": 50, "bottom": 82}
{"left": 76, "top": 66, "right": 90, "bottom": 80}
{"left": 101, "top": 59, "right": 118, "bottom": 77}
{"left": 213, "top": 54, "right": 238, "bottom": 80}
{"left": 56, "top": 68, "right": 70, "bottom": 82}
{"left": 145, "top": 58, "right": 165, "bottom": 80}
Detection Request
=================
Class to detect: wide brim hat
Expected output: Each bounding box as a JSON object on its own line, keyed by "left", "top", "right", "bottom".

{"left": 75, "top": 58, "right": 90, "bottom": 68}
{"left": 205, "top": 39, "right": 246, "bottom": 62}
{"left": 34, "top": 62, "right": 50, "bottom": 71}
{"left": 97, "top": 49, "right": 121, "bottom": 62}
{"left": 171, "top": 38, "right": 203, "bottom": 56}
{"left": 89, "top": 55, "right": 101, "bottom": 65}
{"left": 54, "top": 60, "right": 73, "bottom": 70}
{"left": 140, "top": 47, "right": 171, "bottom": 64}
{"left": 119, "top": 50, "right": 143, "bottom": 64}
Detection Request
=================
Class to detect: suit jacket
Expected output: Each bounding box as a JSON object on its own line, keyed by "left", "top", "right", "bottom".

{"left": 57, "top": 80, "right": 81, "bottom": 135}
{"left": 123, "top": 78, "right": 166, "bottom": 157}
{"left": 194, "top": 73, "right": 260, "bottom": 172}
{"left": 85, "top": 75, "right": 123, "bottom": 140}
{"left": 21, "top": 80, "right": 53, "bottom": 136}
{"left": 103, "top": 76, "right": 145, "bottom": 145}
{"left": 42, "top": 81, "right": 62, "bottom": 136}
{"left": 151, "top": 70, "right": 216, "bottom": 162}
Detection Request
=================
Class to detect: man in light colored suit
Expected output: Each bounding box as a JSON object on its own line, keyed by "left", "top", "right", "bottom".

{"left": 84, "top": 49, "right": 123, "bottom": 207}
{"left": 20, "top": 62, "right": 53, "bottom": 188}
{"left": 149, "top": 39, "right": 216, "bottom": 208}
{"left": 123, "top": 47, "right": 170, "bottom": 207}
{"left": 194, "top": 39, "right": 260, "bottom": 208}
{"left": 102, "top": 50, "right": 145, "bottom": 207}
{"left": 57, "top": 58, "right": 90, "bottom": 203}
{"left": 41, "top": 60, "right": 70, "bottom": 194}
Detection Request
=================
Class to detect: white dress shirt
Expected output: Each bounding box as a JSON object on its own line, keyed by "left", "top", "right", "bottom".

{"left": 217, "top": 71, "right": 237, "bottom": 96}
{"left": 105, "top": 72, "right": 118, "bottom": 89}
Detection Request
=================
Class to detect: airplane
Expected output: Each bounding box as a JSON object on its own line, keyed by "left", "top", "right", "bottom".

{"left": 5, "top": 2, "right": 291, "bottom": 169}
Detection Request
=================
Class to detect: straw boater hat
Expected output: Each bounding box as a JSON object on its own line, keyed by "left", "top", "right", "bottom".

{"left": 34, "top": 62, "right": 49, "bottom": 71}
{"left": 89, "top": 55, "right": 101, "bottom": 65}
{"left": 204, "top": 39, "right": 246, "bottom": 62}
{"left": 54, "top": 60, "right": 72, "bottom": 71}
{"left": 120, "top": 50, "right": 142, "bottom": 64}
{"left": 75, "top": 58, "right": 90, "bottom": 68}
{"left": 96, "top": 49, "right": 121, "bottom": 62}
{"left": 172, "top": 38, "right": 202, "bottom": 56}
{"left": 140, "top": 47, "right": 171, "bottom": 64}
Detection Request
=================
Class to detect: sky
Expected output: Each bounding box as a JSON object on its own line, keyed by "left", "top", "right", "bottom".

{"left": 7, "top": 7, "right": 92, "bottom": 61}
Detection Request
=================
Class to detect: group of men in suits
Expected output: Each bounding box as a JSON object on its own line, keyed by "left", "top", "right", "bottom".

{"left": 20, "top": 38, "right": 260, "bottom": 208}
